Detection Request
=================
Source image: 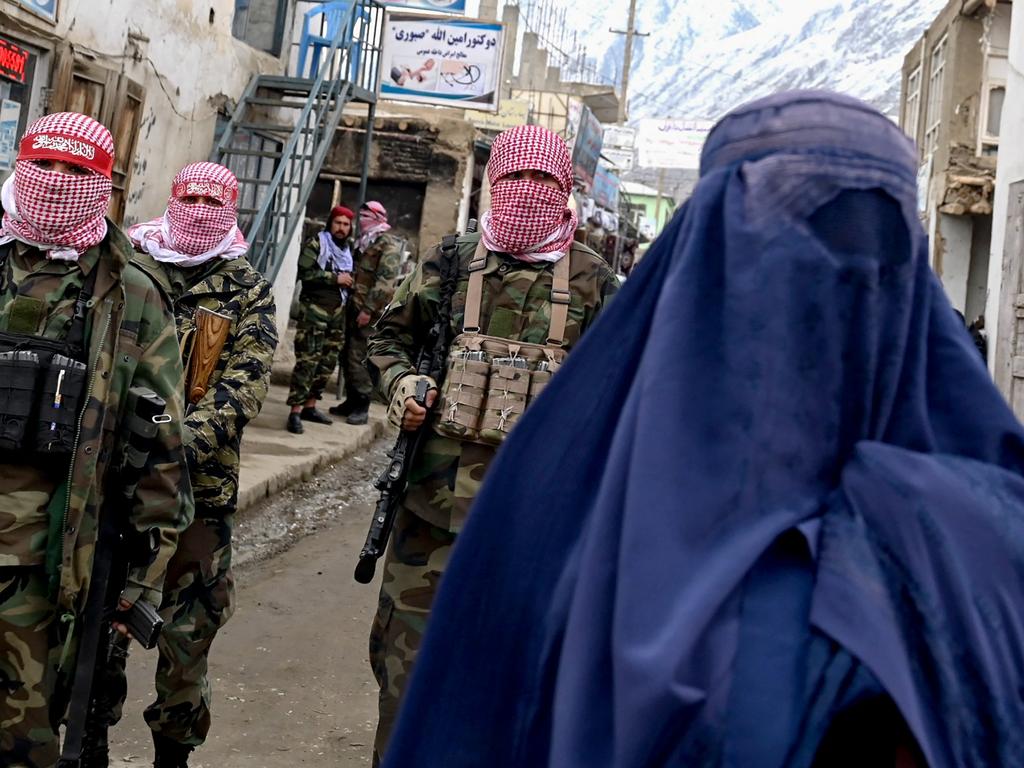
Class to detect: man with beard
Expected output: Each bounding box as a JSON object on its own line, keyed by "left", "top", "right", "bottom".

{"left": 84, "top": 162, "right": 278, "bottom": 767}
{"left": 0, "top": 112, "right": 191, "bottom": 767}
{"left": 329, "top": 201, "right": 403, "bottom": 426}
{"left": 285, "top": 205, "right": 354, "bottom": 433}
{"left": 365, "top": 124, "right": 619, "bottom": 765}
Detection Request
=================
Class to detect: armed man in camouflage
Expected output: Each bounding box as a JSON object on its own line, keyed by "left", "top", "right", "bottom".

{"left": 285, "top": 205, "right": 354, "bottom": 434}
{"left": 366, "top": 124, "right": 619, "bottom": 765}
{"left": 83, "top": 162, "right": 278, "bottom": 768}
{"left": 329, "top": 201, "right": 403, "bottom": 426}
{"left": 0, "top": 113, "right": 192, "bottom": 767}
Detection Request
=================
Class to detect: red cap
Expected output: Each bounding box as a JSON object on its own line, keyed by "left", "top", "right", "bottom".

{"left": 331, "top": 205, "right": 355, "bottom": 222}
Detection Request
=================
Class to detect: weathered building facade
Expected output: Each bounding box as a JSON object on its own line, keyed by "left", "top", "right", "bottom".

{"left": 0, "top": 0, "right": 293, "bottom": 225}
{"left": 986, "top": 0, "right": 1024, "bottom": 411}
{"left": 899, "top": 0, "right": 1011, "bottom": 324}
{"left": 309, "top": 111, "right": 477, "bottom": 258}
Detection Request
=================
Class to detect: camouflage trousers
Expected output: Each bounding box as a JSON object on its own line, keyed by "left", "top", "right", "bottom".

{"left": 338, "top": 304, "right": 373, "bottom": 401}
{"left": 0, "top": 566, "right": 70, "bottom": 768}
{"left": 98, "top": 511, "right": 235, "bottom": 747}
{"left": 368, "top": 506, "right": 455, "bottom": 767}
{"left": 287, "top": 300, "right": 347, "bottom": 407}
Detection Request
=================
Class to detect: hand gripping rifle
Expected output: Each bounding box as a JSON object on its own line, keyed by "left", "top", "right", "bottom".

{"left": 60, "top": 387, "right": 169, "bottom": 767}
{"left": 354, "top": 221, "right": 474, "bottom": 584}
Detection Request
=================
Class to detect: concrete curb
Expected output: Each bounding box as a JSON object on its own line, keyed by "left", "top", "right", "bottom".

{"left": 233, "top": 381, "right": 392, "bottom": 516}
{"left": 236, "top": 417, "right": 387, "bottom": 514}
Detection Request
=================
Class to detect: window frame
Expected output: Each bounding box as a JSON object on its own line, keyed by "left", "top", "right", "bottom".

{"left": 979, "top": 53, "right": 1008, "bottom": 156}
{"left": 903, "top": 65, "right": 922, "bottom": 145}
{"left": 924, "top": 34, "right": 948, "bottom": 155}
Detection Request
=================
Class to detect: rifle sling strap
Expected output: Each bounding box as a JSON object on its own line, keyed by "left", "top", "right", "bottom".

{"left": 463, "top": 241, "right": 571, "bottom": 346}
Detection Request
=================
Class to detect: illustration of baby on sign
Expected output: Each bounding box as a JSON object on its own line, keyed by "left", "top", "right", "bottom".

{"left": 389, "top": 58, "right": 438, "bottom": 89}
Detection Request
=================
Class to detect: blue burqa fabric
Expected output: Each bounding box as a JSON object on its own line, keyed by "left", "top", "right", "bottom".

{"left": 382, "top": 92, "right": 1024, "bottom": 768}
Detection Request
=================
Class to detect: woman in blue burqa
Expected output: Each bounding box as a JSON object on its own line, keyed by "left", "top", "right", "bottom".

{"left": 381, "top": 91, "right": 1024, "bottom": 768}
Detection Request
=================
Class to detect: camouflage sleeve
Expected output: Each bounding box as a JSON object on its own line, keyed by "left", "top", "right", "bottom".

{"left": 584, "top": 260, "right": 620, "bottom": 331}
{"left": 367, "top": 248, "right": 441, "bottom": 402}
{"left": 363, "top": 237, "right": 402, "bottom": 319}
{"left": 297, "top": 238, "right": 336, "bottom": 288}
{"left": 124, "top": 282, "right": 194, "bottom": 607}
{"left": 183, "top": 279, "right": 279, "bottom": 468}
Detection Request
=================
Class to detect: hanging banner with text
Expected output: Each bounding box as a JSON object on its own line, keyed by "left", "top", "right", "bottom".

{"left": 385, "top": 0, "right": 466, "bottom": 13}
{"left": 379, "top": 12, "right": 505, "bottom": 112}
{"left": 571, "top": 104, "right": 604, "bottom": 191}
{"left": 469, "top": 98, "right": 529, "bottom": 132}
{"left": 636, "top": 118, "right": 714, "bottom": 170}
{"left": 592, "top": 163, "right": 620, "bottom": 211}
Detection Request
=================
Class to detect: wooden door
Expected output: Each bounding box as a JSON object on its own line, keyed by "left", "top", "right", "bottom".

{"left": 50, "top": 54, "right": 145, "bottom": 224}
{"left": 995, "top": 180, "right": 1024, "bottom": 415}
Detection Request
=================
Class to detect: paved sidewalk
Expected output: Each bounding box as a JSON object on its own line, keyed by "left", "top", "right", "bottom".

{"left": 236, "top": 383, "right": 388, "bottom": 513}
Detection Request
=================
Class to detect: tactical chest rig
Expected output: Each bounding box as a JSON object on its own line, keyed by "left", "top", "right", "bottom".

{"left": 0, "top": 242, "right": 93, "bottom": 460}
{"left": 434, "top": 241, "right": 571, "bottom": 446}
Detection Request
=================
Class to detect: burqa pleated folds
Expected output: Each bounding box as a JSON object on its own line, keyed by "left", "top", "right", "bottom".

{"left": 382, "top": 91, "right": 1024, "bottom": 768}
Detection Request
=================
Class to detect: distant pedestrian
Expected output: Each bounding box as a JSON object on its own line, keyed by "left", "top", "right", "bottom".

{"left": 329, "top": 201, "right": 403, "bottom": 426}
{"left": 286, "top": 205, "right": 354, "bottom": 434}
{"left": 381, "top": 92, "right": 1024, "bottom": 768}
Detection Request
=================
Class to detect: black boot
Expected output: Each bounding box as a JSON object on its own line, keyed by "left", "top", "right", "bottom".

{"left": 328, "top": 398, "right": 355, "bottom": 416}
{"left": 345, "top": 396, "right": 370, "bottom": 426}
{"left": 286, "top": 412, "right": 304, "bottom": 434}
{"left": 152, "top": 733, "right": 193, "bottom": 768}
{"left": 300, "top": 407, "right": 333, "bottom": 425}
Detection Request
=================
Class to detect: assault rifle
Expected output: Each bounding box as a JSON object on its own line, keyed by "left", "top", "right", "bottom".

{"left": 354, "top": 221, "right": 474, "bottom": 584}
{"left": 60, "top": 387, "right": 168, "bottom": 767}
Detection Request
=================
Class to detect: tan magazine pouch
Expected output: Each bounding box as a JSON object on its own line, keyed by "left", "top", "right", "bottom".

{"left": 435, "top": 241, "right": 570, "bottom": 446}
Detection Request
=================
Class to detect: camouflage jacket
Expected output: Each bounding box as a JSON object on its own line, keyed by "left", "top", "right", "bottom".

{"left": 297, "top": 235, "right": 350, "bottom": 309}
{"left": 0, "top": 225, "right": 192, "bottom": 611}
{"left": 135, "top": 254, "right": 278, "bottom": 516}
{"left": 352, "top": 231, "right": 403, "bottom": 320}
{"left": 368, "top": 232, "right": 618, "bottom": 532}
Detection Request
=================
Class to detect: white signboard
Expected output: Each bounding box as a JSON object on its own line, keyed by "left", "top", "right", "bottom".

{"left": 602, "top": 125, "right": 636, "bottom": 171}
{"left": 603, "top": 147, "right": 635, "bottom": 171}
{"left": 379, "top": 12, "right": 505, "bottom": 112}
{"left": 0, "top": 99, "right": 21, "bottom": 172}
{"left": 636, "top": 118, "right": 714, "bottom": 170}
{"left": 386, "top": 0, "right": 466, "bottom": 13}
{"left": 603, "top": 125, "right": 636, "bottom": 150}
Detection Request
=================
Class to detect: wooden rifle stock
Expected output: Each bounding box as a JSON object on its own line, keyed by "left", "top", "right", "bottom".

{"left": 187, "top": 307, "right": 232, "bottom": 405}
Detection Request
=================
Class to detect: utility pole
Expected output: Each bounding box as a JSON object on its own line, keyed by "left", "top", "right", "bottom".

{"left": 610, "top": 0, "right": 649, "bottom": 123}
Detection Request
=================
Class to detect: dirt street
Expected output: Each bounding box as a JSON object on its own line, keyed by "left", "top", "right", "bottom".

{"left": 109, "top": 442, "right": 392, "bottom": 768}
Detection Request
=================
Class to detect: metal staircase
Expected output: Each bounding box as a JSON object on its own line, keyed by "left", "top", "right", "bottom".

{"left": 213, "top": 0, "right": 384, "bottom": 281}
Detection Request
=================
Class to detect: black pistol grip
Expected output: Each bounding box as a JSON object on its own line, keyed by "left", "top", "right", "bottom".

{"left": 354, "top": 552, "right": 378, "bottom": 584}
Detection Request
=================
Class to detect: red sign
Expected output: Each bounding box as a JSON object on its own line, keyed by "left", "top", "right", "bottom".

{"left": 0, "top": 39, "right": 30, "bottom": 85}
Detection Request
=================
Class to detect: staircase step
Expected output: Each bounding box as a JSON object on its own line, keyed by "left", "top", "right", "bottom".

{"left": 244, "top": 97, "right": 313, "bottom": 108}
{"left": 238, "top": 122, "right": 321, "bottom": 135}
{"left": 236, "top": 177, "right": 304, "bottom": 187}
{"left": 220, "top": 147, "right": 285, "bottom": 159}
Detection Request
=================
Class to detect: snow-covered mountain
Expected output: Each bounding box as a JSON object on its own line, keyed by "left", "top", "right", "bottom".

{"left": 567, "top": 0, "right": 947, "bottom": 120}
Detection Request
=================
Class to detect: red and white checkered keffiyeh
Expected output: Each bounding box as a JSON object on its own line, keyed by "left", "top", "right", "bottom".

{"left": 357, "top": 200, "right": 392, "bottom": 252}
{"left": 481, "top": 124, "right": 578, "bottom": 263}
{"left": 128, "top": 162, "right": 249, "bottom": 268}
{"left": 0, "top": 112, "right": 114, "bottom": 261}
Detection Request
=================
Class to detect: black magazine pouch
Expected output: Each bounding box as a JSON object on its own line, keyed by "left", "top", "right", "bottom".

{"left": 36, "top": 353, "right": 89, "bottom": 455}
{"left": 0, "top": 349, "right": 42, "bottom": 452}
{"left": 0, "top": 247, "right": 95, "bottom": 459}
